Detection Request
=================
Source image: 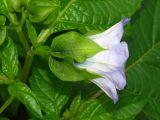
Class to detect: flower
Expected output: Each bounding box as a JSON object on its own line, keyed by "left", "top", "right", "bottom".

{"left": 75, "top": 19, "right": 129, "bottom": 103}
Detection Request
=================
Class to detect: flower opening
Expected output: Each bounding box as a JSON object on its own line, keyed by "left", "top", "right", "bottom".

{"left": 75, "top": 19, "right": 129, "bottom": 103}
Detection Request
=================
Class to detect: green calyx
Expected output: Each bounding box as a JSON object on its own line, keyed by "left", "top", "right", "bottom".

{"left": 27, "top": 0, "right": 60, "bottom": 25}
{"left": 6, "top": 0, "right": 29, "bottom": 13}
{"left": 51, "top": 31, "right": 104, "bottom": 63}
{"left": 48, "top": 31, "right": 103, "bottom": 81}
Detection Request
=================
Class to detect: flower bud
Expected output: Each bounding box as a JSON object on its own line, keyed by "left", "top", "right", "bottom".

{"left": 6, "top": 0, "right": 28, "bottom": 12}
{"left": 27, "top": 0, "right": 59, "bottom": 24}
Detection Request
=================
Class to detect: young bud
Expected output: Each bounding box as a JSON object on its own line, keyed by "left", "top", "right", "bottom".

{"left": 27, "top": 0, "right": 59, "bottom": 24}
{"left": 6, "top": 0, "right": 28, "bottom": 12}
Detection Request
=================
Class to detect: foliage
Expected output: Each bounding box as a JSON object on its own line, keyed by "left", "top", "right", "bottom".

{"left": 0, "top": 0, "right": 159, "bottom": 120}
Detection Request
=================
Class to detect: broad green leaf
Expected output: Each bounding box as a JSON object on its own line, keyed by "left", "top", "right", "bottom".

{"left": 8, "top": 82, "right": 42, "bottom": 119}
{"left": 26, "top": 20, "right": 37, "bottom": 45}
{"left": 125, "top": 0, "right": 160, "bottom": 98}
{"left": 48, "top": 57, "right": 98, "bottom": 81}
{"left": 72, "top": 100, "right": 106, "bottom": 120}
{"left": 103, "top": 94, "right": 146, "bottom": 120}
{"left": 104, "top": 93, "right": 147, "bottom": 120}
{"left": 51, "top": 31, "right": 103, "bottom": 62}
{"left": 51, "top": 0, "right": 142, "bottom": 34}
{"left": 29, "top": 68, "right": 71, "bottom": 115}
{"left": 143, "top": 99, "right": 160, "bottom": 120}
{"left": 71, "top": 92, "right": 146, "bottom": 120}
{"left": 36, "top": 0, "right": 142, "bottom": 44}
{"left": 1, "top": 38, "right": 18, "bottom": 79}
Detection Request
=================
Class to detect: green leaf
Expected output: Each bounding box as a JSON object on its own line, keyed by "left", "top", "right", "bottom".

{"left": 74, "top": 100, "right": 106, "bottom": 120}
{"left": 51, "top": 0, "right": 142, "bottom": 34}
{"left": 76, "top": 100, "right": 105, "bottom": 120}
{"left": 48, "top": 57, "right": 98, "bottom": 81}
{"left": 105, "top": 93, "right": 147, "bottom": 120}
{"left": 29, "top": 68, "right": 71, "bottom": 115}
{"left": 143, "top": 99, "right": 160, "bottom": 120}
{"left": 26, "top": 20, "right": 37, "bottom": 45}
{"left": 125, "top": 0, "right": 160, "bottom": 98}
{"left": 1, "top": 38, "right": 18, "bottom": 79}
{"left": 8, "top": 82, "right": 42, "bottom": 119}
{"left": 51, "top": 31, "right": 103, "bottom": 62}
{"left": 71, "top": 92, "right": 146, "bottom": 120}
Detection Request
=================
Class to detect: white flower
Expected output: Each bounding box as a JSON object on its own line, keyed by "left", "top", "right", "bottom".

{"left": 75, "top": 19, "right": 129, "bottom": 103}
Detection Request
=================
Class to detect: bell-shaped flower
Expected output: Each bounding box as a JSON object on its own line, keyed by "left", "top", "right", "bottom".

{"left": 75, "top": 19, "right": 129, "bottom": 103}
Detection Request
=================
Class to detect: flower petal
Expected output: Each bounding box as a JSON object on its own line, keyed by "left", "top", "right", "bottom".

{"left": 88, "top": 20, "right": 124, "bottom": 49}
{"left": 105, "top": 68, "right": 126, "bottom": 90}
{"left": 123, "top": 18, "right": 130, "bottom": 25}
{"left": 75, "top": 62, "right": 126, "bottom": 90}
{"left": 75, "top": 42, "right": 128, "bottom": 90}
{"left": 75, "top": 61, "right": 115, "bottom": 73}
{"left": 92, "top": 77, "right": 118, "bottom": 103}
{"left": 86, "top": 42, "right": 129, "bottom": 67}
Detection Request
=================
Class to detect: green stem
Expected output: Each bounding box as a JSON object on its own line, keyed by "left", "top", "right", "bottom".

{"left": 0, "top": 96, "right": 15, "bottom": 114}
{"left": 21, "top": 52, "right": 34, "bottom": 83}
{"left": 89, "top": 90, "right": 103, "bottom": 100}
{"left": 16, "top": 27, "right": 30, "bottom": 51}
{"left": 16, "top": 11, "right": 30, "bottom": 52}
{"left": 20, "top": 10, "right": 28, "bottom": 27}
{"left": 37, "top": 0, "right": 76, "bottom": 45}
